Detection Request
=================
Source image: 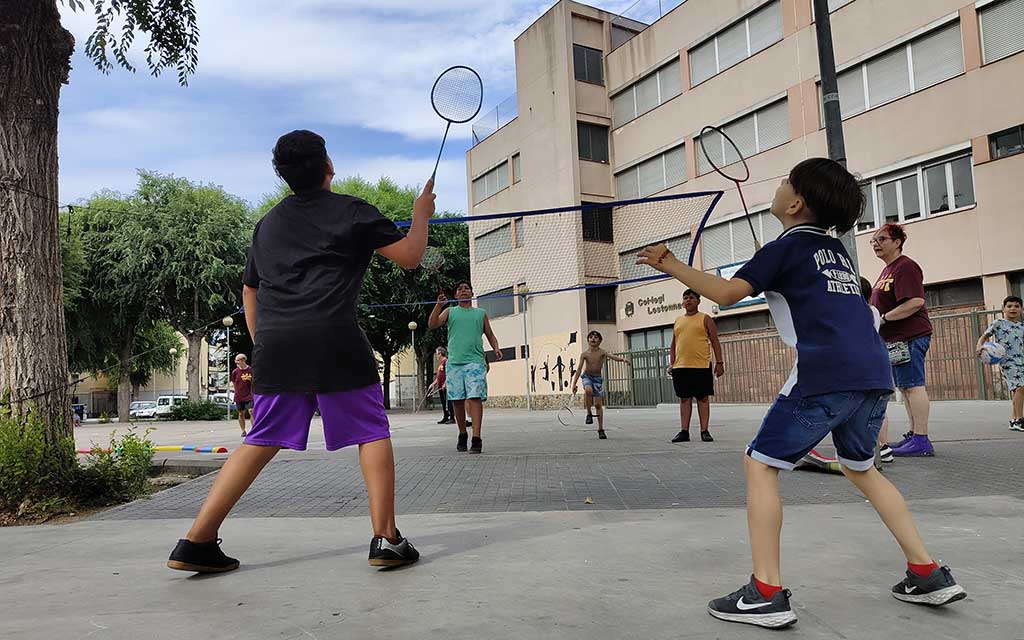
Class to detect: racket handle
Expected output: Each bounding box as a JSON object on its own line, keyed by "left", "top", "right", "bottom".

{"left": 432, "top": 121, "right": 452, "bottom": 182}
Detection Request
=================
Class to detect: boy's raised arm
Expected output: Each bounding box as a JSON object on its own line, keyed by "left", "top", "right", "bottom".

{"left": 637, "top": 244, "right": 753, "bottom": 306}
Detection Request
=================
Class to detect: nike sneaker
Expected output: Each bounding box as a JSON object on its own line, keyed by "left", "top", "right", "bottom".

{"left": 1010, "top": 419, "right": 1024, "bottom": 432}
{"left": 892, "top": 435, "right": 934, "bottom": 457}
{"left": 707, "top": 577, "right": 797, "bottom": 629}
{"left": 879, "top": 444, "right": 894, "bottom": 463}
{"left": 368, "top": 529, "right": 420, "bottom": 567}
{"left": 891, "top": 566, "right": 966, "bottom": 606}
{"left": 890, "top": 431, "right": 914, "bottom": 449}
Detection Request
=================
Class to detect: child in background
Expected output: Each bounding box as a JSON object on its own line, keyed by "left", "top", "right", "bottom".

{"left": 976, "top": 295, "right": 1024, "bottom": 431}
{"left": 571, "top": 331, "right": 631, "bottom": 439}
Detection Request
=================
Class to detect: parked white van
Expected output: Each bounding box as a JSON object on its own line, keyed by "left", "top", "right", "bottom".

{"left": 154, "top": 395, "right": 188, "bottom": 418}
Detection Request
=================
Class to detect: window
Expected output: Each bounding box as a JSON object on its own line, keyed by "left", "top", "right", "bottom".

{"left": 614, "top": 144, "right": 686, "bottom": 199}
{"left": 474, "top": 224, "right": 512, "bottom": 262}
{"left": 924, "top": 278, "right": 984, "bottom": 309}
{"left": 980, "top": 0, "right": 1024, "bottom": 64}
{"left": 611, "top": 59, "right": 682, "bottom": 128}
{"left": 478, "top": 286, "right": 515, "bottom": 319}
{"left": 831, "top": 22, "right": 963, "bottom": 120}
{"left": 582, "top": 202, "right": 614, "bottom": 242}
{"left": 990, "top": 124, "right": 1024, "bottom": 159}
{"left": 700, "top": 212, "right": 783, "bottom": 270}
{"left": 689, "top": 1, "right": 783, "bottom": 86}
{"left": 715, "top": 310, "right": 773, "bottom": 334}
{"left": 586, "top": 287, "right": 617, "bottom": 322}
{"left": 627, "top": 326, "right": 673, "bottom": 351}
{"left": 512, "top": 153, "right": 522, "bottom": 183}
{"left": 620, "top": 234, "right": 691, "bottom": 282}
{"left": 513, "top": 217, "right": 525, "bottom": 248}
{"left": 578, "top": 122, "right": 609, "bottom": 163}
{"left": 471, "top": 161, "right": 510, "bottom": 204}
{"left": 1010, "top": 271, "right": 1024, "bottom": 299}
{"left": 696, "top": 100, "right": 789, "bottom": 174}
{"left": 858, "top": 153, "right": 975, "bottom": 231}
{"left": 573, "top": 44, "right": 604, "bottom": 85}
{"left": 611, "top": 24, "right": 640, "bottom": 49}
{"left": 827, "top": 0, "right": 855, "bottom": 11}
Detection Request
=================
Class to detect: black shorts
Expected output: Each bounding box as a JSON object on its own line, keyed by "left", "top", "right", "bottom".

{"left": 671, "top": 366, "right": 714, "bottom": 400}
{"left": 236, "top": 400, "right": 253, "bottom": 411}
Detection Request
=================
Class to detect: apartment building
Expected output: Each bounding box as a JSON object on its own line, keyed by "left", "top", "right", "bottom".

{"left": 465, "top": 0, "right": 1024, "bottom": 406}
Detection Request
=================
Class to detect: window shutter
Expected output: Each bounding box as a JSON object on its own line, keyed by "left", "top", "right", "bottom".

{"left": 981, "top": 0, "right": 1024, "bottom": 63}
{"left": 701, "top": 223, "right": 732, "bottom": 269}
{"left": 634, "top": 73, "right": 660, "bottom": 116}
{"left": 666, "top": 234, "right": 693, "bottom": 265}
{"left": 689, "top": 40, "right": 717, "bottom": 85}
{"left": 761, "top": 211, "right": 784, "bottom": 240}
{"left": 731, "top": 218, "right": 757, "bottom": 262}
{"left": 612, "top": 90, "right": 635, "bottom": 128}
{"left": 697, "top": 129, "right": 723, "bottom": 174}
{"left": 615, "top": 168, "right": 639, "bottom": 199}
{"left": 723, "top": 113, "right": 756, "bottom": 163}
{"left": 755, "top": 100, "right": 790, "bottom": 151}
{"left": 866, "top": 46, "right": 910, "bottom": 106}
{"left": 664, "top": 145, "right": 687, "bottom": 187}
{"left": 496, "top": 161, "right": 510, "bottom": 191}
{"left": 475, "top": 225, "right": 512, "bottom": 262}
{"left": 619, "top": 250, "right": 647, "bottom": 280}
{"left": 748, "top": 1, "right": 783, "bottom": 55}
{"left": 658, "top": 59, "right": 683, "bottom": 101}
{"left": 638, "top": 156, "right": 665, "bottom": 197}
{"left": 717, "top": 21, "right": 748, "bottom": 71}
{"left": 836, "top": 66, "right": 866, "bottom": 118}
{"left": 912, "top": 23, "right": 964, "bottom": 90}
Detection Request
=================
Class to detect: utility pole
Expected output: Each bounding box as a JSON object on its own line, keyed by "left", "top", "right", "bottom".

{"left": 812, "top": 0, "right": 858, "bottom": 271}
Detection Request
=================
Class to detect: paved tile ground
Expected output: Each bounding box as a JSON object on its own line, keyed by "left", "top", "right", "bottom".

{"left": 95, "top": 401, "right": 1024, "bottom": 520}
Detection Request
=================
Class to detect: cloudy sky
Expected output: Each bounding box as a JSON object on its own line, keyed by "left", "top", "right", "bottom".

{"left": 56, "top": 0, "right": 650, "bottom": 213}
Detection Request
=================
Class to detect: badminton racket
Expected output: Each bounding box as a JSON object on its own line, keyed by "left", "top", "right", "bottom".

{"left": 430, "top": 66, "right": 483, "bottom": 182}
{"left": 698, "top": 125, "right": 761, "bottom": 251}
{"left": 557, "top": 393, "right": 578, "bottom": 427}
{"left": 421, "top": 245, "right": 446, "bottom": 294}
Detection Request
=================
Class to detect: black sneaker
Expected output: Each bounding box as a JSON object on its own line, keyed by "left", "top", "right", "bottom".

{"left": 368, "top": 529, "right": 419, "bottom": 567}
{"left": 891, "top": 566, "right": 966, "bottom": 606}
{"left": 671, "top": 430, "right": 690, "bottom": 443}
{"left": 469, "top": 437, "right": 482, "bottom": 454}
{"left": 585, "top": 413, "right": 594, "bottom": 425}
{"left": 879, "top": 444, "right": 894, "bottom": 463}
{"left": 456, "top": 432, "right": 468, "bottom": 452}
{"left": 598, "top": 430, "right": 607, "bottom": 439}
{"left": 437, "top": 417, "right": 449, "bottom": 424}
{"left": 701, "top": 430, "right": 714, "bottom": 442}
{"left": 167, "top": 538, "right": 239, "bottom": 573}
{"left": 707, "top": 577, "right": 797, "bottom": 629}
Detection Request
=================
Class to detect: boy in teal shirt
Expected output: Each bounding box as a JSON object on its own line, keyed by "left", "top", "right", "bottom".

{"left": 428, "top": 280, "right": 502, "bottom": 453}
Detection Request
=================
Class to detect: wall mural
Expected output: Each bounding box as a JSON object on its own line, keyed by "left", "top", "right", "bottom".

{"left": 528, "top": 332, "right": 578, "bottom": 395}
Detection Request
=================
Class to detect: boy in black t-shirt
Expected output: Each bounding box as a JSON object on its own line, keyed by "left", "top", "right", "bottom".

{"left": 167, "top": 130, "right": 435, "bottom": 573}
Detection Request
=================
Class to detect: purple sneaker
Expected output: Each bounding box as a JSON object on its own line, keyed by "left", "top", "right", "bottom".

{"left": 892, "top": 434, "right": 934, "bottom": 457}
{"left": 889, "top": 431, "right": 914, "bottom": 449}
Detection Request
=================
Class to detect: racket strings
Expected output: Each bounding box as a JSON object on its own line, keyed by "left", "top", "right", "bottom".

{"left": 421, "top": 246, "right": 446, "bottom": 273}
{"left": 432, "top": 67, "right": 483, "bottom": 123}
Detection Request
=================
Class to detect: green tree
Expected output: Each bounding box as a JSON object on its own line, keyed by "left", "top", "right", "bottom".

{"left": 256, "top": 177, "right": 469, "bottom": 409}
{"left": 0, "top": 1, "right": 198, "bottom": 439}
{"left": 61, "top": 192, "right": 166, "bottom": 422}
{"left": 135, "top": 172, "right": 252, "bottom": 401}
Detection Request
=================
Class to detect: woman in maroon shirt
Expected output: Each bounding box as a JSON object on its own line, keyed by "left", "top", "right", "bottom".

{"left": 869, "top": 223, "right": 934, "bottom": 458}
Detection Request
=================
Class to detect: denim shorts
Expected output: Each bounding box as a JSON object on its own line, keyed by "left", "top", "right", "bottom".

{"left": 892, "top": 335, "right": 930, "bottom": 389}
{"left": 747, "top": 384, "right": 892, "bottom": 472}
{"left": 581, "top": 373, "right": 604, "bottom": 398}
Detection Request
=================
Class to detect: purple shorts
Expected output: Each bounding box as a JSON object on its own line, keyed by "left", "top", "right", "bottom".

{"left": 243, "top": 384, "right": 391, "bottom": 451}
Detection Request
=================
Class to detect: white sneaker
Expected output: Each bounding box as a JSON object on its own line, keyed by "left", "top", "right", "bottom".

{"left": 1010, "top": 419, "right": 1024, "bottom": 432}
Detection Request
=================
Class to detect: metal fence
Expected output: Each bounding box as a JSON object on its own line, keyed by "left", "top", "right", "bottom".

{"left": 604, "top": 309, "right": 1011, "bottom": 406}
{"left": 471, "top": 93, "right": 518, "bottom": 146}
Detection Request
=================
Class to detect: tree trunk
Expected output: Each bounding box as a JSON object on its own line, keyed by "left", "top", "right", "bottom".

{"left": 117, "top": 342, "right": 132, "bottom": 423}
{"left": 0, "top": 2, "right": 75, "bottom": 440}
{"left": 381, "top": 353, "right": 392, "bottom": 410}
{"left": 186, "top": 332, "right": 203, "bottom": 401}
{"left": 131, "top": 381, "right": 140, "bottom": 400}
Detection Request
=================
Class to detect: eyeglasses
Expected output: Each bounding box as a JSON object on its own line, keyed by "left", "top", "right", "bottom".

{"left": 869, "top": 236, "right": 892, "bottom": 245}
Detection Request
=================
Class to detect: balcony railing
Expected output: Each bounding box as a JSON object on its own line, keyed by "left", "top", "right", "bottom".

{"left": 610, "top": 0, "right": 687, "bottom": 50}
{"left": 471, "top": 92, "right": 517, "bottom": 146}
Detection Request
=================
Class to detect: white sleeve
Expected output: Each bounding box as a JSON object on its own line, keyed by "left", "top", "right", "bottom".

{"left": 871, "top": 306, "right": 881, "bottom": 332}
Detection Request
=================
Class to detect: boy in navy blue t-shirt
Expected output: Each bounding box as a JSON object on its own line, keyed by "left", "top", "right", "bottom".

{"left": 638, "top": 158, "right": 965, "bottom": 629}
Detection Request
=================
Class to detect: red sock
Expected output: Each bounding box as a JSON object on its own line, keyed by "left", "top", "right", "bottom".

{"left": 908, "top": 561, "right": 939, "bottom": 577}
{"left": 753, "top": 576, "right": 782, "bottom": 599}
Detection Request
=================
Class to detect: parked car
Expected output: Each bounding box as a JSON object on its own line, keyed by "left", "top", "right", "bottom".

{"left": 210, "top": 393, "right": 236, "bottom": 412}
{"left": 129, "top": 400, "right": 158, "bottom": 420}
{"left": 154, "top": 395, "right": 188, "bottom": 418}
{"left": 71, "top": 403, "right": 88, "bottom": 419}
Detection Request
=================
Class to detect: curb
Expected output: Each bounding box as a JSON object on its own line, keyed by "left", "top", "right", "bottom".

{"left": 150, "top": 457, "right": 225, "bottom": 476}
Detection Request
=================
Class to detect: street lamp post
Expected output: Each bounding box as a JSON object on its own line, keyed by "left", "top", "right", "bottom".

{"left": 408, "top": 321, "right": 418, "bottom": 411}
{"left": 222, "top": 316, "right": 234, "bottom": 420}
{"left": 169, "top": 347, "right": 178, "bottom": 397}
{"left": 520, "top": 286, "right": 531, "bottom": 411}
